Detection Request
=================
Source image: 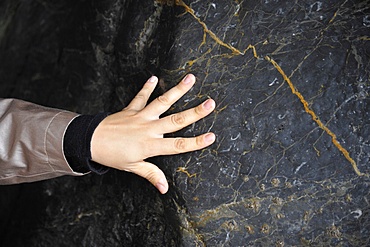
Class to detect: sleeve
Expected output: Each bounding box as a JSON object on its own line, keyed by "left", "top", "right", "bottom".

{"left": 0, "top": 98, "right": 85, "bottom": 184}
{"left": 63, "top": 113, "right": 110, "bottom": 174}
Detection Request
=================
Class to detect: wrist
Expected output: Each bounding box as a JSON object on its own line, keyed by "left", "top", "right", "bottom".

{"left": 63, "top": 113, "right": 110, "bottom": 174}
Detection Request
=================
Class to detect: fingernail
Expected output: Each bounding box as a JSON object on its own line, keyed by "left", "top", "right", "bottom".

{"left": 148, "top": 76, "right": 158, "bottom": 84}
{"left": 205, "top": 133, "right": 216, "bottom": 144}
{"left": 203, "top": 99, "right": 215, "bottom": 110}
{"left": 183, "top": 74, "right": 193, "bottom": 85}
{"left": 156, "top": 179, "right": 168, "bottom": 194}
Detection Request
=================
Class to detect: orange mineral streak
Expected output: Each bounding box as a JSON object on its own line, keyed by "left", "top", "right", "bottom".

{"left": 175, "top": 1, "right": 365, "bottom": 177}
{"left": 175, "top": 0, "right": 243, "bottom": 55}
{"left": 265, "top": 56, "right": 364, "bottom": 177}
{"left": 177, "top": 167, "right": 197, "bottom": 178}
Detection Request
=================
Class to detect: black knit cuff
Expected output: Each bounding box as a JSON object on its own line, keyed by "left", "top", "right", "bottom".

{"left": 63, "top": 113, "right": 110, "bottom": 174}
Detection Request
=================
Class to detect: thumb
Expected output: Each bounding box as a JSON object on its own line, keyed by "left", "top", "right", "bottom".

{"left": 128, "top": 161, "right": 169, "bottom": 194}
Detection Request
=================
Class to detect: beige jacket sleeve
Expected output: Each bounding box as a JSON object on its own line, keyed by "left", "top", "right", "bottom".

{"left": 0, "top": 98, "right": 86, "bottom": 184}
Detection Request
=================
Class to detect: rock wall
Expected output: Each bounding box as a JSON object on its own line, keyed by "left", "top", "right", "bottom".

{"left": 0, "top": 0, "right": 369, "bottom": 246}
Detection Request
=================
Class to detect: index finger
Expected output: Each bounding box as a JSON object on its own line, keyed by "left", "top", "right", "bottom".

{"left": 141, "top": 74, "right": 196, "bottom": 117}
{"left": 145, "top": 133, "right": 216, "bottom": 157}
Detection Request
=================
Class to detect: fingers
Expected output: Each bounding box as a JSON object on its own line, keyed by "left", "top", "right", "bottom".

{"left": 156, "top": 98, "right": 216, "bottom": 134}
{"left": 142, "top": 74, "right": 196, "bottom": 117}
{"left": 125, "top": 76, "right": 158, "bottom": 111}
{"left": 125, "top": 161, "right": 169, "bottom": 194}
{"left": 147, "top": 133, "right": 216, "bottom": 157}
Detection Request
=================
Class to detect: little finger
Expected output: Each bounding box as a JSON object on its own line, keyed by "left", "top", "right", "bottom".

{"left": 141, "top": 74, "right": 196, "bottom": 117}
{"left": 125, "top": 76, "right": 158, "bottom": 111}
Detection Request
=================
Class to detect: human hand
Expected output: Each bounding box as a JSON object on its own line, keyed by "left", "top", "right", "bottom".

{"left": 90, "top": 74, "right": 216, "bottom": 194}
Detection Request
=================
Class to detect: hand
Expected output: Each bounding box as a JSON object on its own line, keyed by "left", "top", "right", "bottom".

{"left": 90, "top": 74, "right": 216, "bottom": 194}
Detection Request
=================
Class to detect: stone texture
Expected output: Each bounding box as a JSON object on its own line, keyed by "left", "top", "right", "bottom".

{"left": 0, "top": 0, "right": 369, "bottom": 246}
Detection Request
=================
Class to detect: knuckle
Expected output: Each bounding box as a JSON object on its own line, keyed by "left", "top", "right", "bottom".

{"left": 144, "top": 170, "right": 158, "bottom": 184}
{"left": 194, "top": 104, "right": 204, "bottom": 116}
{"left": 196, "top": 135, "right": 204, "bottom": 147}
{"left": 134, "top": 93, "right": 146, "bottom": 101}
{"left": 174, "top": 138, "right": 186, "bottom": 152}
{"left": 157, "top": 95, "right": 171, "bottom": 105}
{"left": 171, "top": 114, "right": 186, "bottom": 126}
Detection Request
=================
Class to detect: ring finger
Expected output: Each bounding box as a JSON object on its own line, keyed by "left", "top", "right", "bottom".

{"left": 141, "top": 74, "right": 196, "bottom": 117}
{"left": 156, "top": 99, "right": 216, "bottom": 134}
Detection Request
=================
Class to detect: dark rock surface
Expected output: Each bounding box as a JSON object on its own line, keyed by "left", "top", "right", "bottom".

{"left": 1, "top": 0, "right": 369, "bottom": 246}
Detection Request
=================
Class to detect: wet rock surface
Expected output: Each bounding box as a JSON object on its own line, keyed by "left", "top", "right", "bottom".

{"left": 1, "top": 0, "right": 369, "bottom": 246}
